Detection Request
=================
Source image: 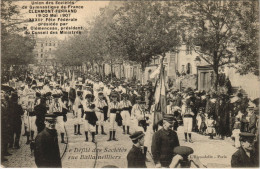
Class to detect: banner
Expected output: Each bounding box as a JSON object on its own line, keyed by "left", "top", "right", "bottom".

{"left": 153, "top": 60, "right": 166, "bottom": 126}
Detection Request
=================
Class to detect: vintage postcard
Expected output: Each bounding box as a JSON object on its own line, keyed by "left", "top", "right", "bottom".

{"left": 1, "top": 0, "right": 259, "bottom": 168}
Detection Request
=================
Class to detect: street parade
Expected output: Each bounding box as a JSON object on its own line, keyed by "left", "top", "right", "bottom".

{"left": 1, "top": 0, "right": 259, "bottom": 168}
{"left": 1, "top": 67, "right": 259, "bottom": 168}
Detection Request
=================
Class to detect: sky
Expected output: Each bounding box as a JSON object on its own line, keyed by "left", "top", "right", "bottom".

{"left": 14, "top": 1, "right": 110, "bottom": 39}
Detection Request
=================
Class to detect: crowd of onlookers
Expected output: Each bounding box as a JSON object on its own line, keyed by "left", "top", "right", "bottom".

{"left": 164, "top": 87, "right": 259, "bottom": 145}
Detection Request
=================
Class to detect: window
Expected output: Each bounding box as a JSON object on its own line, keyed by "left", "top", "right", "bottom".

{"left": 49, "top": 48, "right": 51, "bottom": 51}
{"left": 54, "top": 43, "right": 56, "bottom": 46}
{"left": 46, "top": 43, "right": 48, "bottom": 46}
{"left": 41, "top": 54, "right": 43, "bottom": 58}
{"left": 186, "top": 45, "right": 192, "bottom": 55}
{"left": 181, "top": 65, "right": 185, "bottom": 73}
{"left": 49, "top": 43, "right": 51, "bottom": 46}
{"left": 186, "top": 63, "right": 192, "bottom": 74}
{"left": 41, "top": 43, "right": 43, "bottom": 47}
{"left": 41, "top": 49, "right": 43, "bottom": 52}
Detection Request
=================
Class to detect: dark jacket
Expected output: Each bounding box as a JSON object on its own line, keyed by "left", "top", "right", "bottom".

{"left": 34, "top": 128, "right": 61, "bottom": 168}
{"left": 231, "top": 147, "right": 258, "bottom": 168}
{"left": 127, "top": 145, "right": 147, "bottom": 168}
{"left": 151, "top": 128, "right": 180, "bottom": 167}
{"left": 35, "top": 104, "right": 47, "bottom": 126}
{"left": 8, "top": 102, "right": 24, "bottom": 127}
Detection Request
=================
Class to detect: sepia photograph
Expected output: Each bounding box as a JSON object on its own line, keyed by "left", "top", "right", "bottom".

{"left": 1, "top": 0, "right": 259, "bottom": 168}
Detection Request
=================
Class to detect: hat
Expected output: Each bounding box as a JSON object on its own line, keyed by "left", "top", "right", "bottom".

{"left": 239, "top": 132, "right": 255, "bottom": 138}
{"left": 98, "top": 92, "right": 104, "bottom": 96}
{"left": 239, "top": 132, "right": 255, "bottom": 142}
{"left": 163, "top": 114, "right": 175, "bottom": 123}
{"left": 173, "top": 146, "right": 194, "bottom": 156}
{"left": 86, "top": 93, "right": 93, "bottom": 98}
{"left": 129, "top": 131, "right": 145, "bottom": 141}
{"left": 139, "top": 101, "right": 146, "bottom": 104}
{"left": 136, "top": 96, "right": 142, "bottom": 101}
{"left": 36, "top": 92, "right": 41, "bottom": 97}
{"left": 121, "top": 93, "right": 128, "bottom": 98}
{"left": 168, "top": 98, "right": 174, "bottom": 102}
{"left": 45, "top": 113, "right": 57, "bottom": 121}
{"left": 110, "top": 92, "right": 118, "bottom": 97}
{"left": 52, "top": 94, "right": 60, "bottom": 98}
{"left": 45, "top": 92, "right": 52, "bottom": 97}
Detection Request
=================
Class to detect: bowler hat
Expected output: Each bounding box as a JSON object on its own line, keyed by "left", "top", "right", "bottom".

{"left": 129, "top": 131, "right": 145, "bottom": 141}
{"left": 239, "top": 132, "right": 255, "bottom": 142}
{"left": 173, "top": 146, "right": 194, "bottom": 156}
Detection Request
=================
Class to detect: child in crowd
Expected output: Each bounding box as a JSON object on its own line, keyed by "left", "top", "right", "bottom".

{"left": 196, "top": 109, "right": 202, "bottom": 132}
{"left": 206, "top": 115, "right": 216, "bottom": 139}
{"left": 199, "top": 108, "right": 207, "bottom": 134}
{"left": 231, "top": 118, "right": 241, "bottom": 148}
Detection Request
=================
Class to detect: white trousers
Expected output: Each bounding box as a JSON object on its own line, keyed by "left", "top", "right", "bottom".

{"left": 23, "top": 110, "right": 29, "bottom": 128}
{"left": 84, "top": 120, "right": 95, "bottom": 132}
{"left": 96, "top": 111, "right": 104, "bottom": 126}
{"left": 28, "top": 116, "right": 37, "bottom": 132}
{"left": 183, "top": 117, "right": 193, "bottom": 133}
{"left": 109, "top": 113, "right": 117, "bottom": 131}
{"left": 74, "top": 108, "right": 83, "bottom": 125}
{"left": 57, "top": 116, "right": 65, "bottom": 133}
{"left": 121, "top": 110, "right": 130, "bottom": 126}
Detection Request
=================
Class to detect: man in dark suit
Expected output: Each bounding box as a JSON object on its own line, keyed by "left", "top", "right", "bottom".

{"left": 34, "top": 114, "right": 62, "bottom": 168}
{"left": 151, "top": 114, "right": 180, "bottom": 168}
{"left": 8, "top": 93, "right": 24, "bottom": 149}
{"left": 127, "top": 131, "right": 147, "bottom": 168}
{"left": 231, "top": 132, "right": 258, "bottom": 168}
{"left": 35, "top": 98, "right": 47, "bottom": 133}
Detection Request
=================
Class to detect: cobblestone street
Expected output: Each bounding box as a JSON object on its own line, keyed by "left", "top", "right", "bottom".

{"left": 2, "top": 113, "right": 238, "bottom": 168}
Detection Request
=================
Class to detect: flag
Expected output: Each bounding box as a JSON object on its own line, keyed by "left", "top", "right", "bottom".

{"left": 153, "top": 60, "right": 167, "bottom": 126}
{"left": 150, "top": 64, "right": 161, "bottom": 79}
{"left": 68, "top": 70, "right": 71, "bottom": 80}
{"left": 71, "top": 71, "right": 75, "bottom": 88}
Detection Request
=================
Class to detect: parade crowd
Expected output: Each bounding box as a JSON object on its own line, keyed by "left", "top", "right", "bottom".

{"left": 1, "top": 71, "right": 259, "bottom": 168}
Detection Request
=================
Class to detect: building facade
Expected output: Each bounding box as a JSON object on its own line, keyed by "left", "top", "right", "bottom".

{"left": 34, "top": 37, "right": 60, "bottom": 67}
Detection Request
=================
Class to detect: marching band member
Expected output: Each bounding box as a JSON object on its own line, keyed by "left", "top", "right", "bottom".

{"left": 73, "top": 91, "right": 83, "bottom": 135}
{"left": 182, "top": 99, "right": 194, "bottom": 143}
{"left": 95, "top": 92, "right": 108, "bottom": 135}
{"left": 131, "top": 98, "right": 148, "bottom": 132}
{"left": 49, "top": 94, "right": 67, "bottom": 144}
{"left": 27, "top": 85, "right": 37, "bottom": 143}
{"left": 119, "top": 93, "right": 132, "bottom": 135}
{"left": 107, "top": 92, "right": 120, "bottom": 141}
{"left": 82, "top": 94, "right": 98, "bottom": 143}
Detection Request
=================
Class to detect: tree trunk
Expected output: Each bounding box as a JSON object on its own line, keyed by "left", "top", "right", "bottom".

{"left": 119, "top": 64, "right": 121, "bottom": 79}
{"left": 110, "top": 61, "right": 113, "bottom": 81}
{"left": 102, "top": 63, "right": 105, "bottom": 79}
{"left": 213, "top": 66, "right": 219, "bottom": 91}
